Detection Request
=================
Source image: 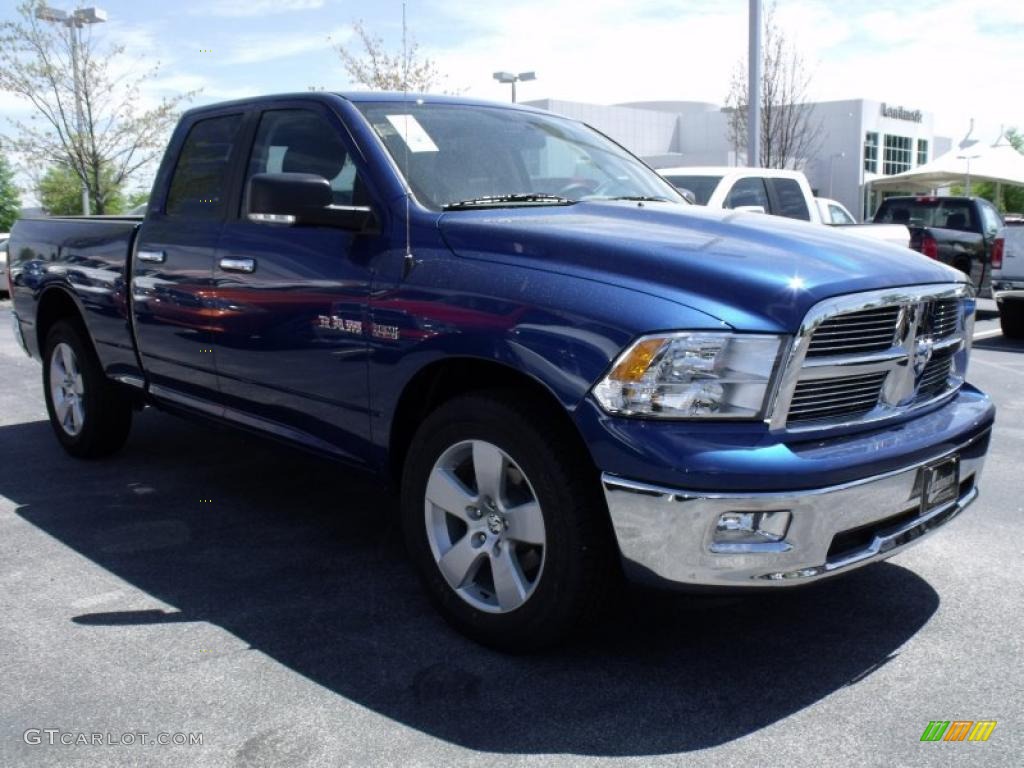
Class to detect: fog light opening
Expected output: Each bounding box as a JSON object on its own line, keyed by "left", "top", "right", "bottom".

{"left": 714, "top": 510, "right": 791, "bottom": 545}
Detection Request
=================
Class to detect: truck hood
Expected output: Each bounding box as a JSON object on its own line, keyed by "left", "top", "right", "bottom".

{"left": 438, "top": 202, "right": 965, "bottom": 332}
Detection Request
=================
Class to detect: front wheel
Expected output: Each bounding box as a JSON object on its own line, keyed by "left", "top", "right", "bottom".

{"left": 43, "top": 320, "right": 133, "bottom": 458}
{"left": 401, "top": 391, "right": 616, "bottom": 651}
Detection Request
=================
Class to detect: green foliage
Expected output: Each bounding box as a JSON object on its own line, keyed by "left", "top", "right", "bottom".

{"left": 0, "top": 148, "right": 21, "bottom": 231}
{"left": 38, "top": 165, "right": 127, "bottom": 215}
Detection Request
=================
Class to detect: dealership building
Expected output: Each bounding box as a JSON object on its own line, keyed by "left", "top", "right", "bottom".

{"left": 524, "top": 97, "right": 954, "bottom": 220}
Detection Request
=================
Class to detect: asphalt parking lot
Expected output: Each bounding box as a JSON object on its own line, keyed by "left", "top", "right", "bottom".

{"left": 1, "top": 298, "right": 1021, "bottom": 768}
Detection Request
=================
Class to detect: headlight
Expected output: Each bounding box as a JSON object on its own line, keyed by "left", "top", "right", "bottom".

{"left": 593, "top": 332, "right": 785, "bottom": 418}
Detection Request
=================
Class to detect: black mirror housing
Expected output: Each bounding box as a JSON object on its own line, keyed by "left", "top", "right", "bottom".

{"left": 247, "top": 173, "right": 379, "bottom": 233}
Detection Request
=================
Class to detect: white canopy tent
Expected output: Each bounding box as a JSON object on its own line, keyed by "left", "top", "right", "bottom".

{"left": 869, "top": 141, "right": 1024, "bottom": 193}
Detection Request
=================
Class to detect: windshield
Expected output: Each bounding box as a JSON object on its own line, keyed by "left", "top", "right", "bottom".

{"left": 355, "top": 102, "right": 684, "bottom": 211}
{"left": 661, "top": 175, "right": 723, "bottom": 205}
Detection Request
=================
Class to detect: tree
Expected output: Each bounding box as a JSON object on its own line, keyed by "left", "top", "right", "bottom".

{"left": 0, "top": 1, "right": 195, "bottom": 214}
{"left": 333, "top": 20, "right": 448, "bottom": 93}
{"left": 0, "top": 145, "right": 21, "bottom": 231}
{"left": 37, "top": 163, "right": 127, "bottom": 215}
{"left": 724, "top": 3, "right": 823, "bottom": 169}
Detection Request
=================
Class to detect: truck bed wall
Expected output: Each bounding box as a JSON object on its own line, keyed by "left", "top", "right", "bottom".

{"left": 10, "top": 216, "right": 142, "bottom": 380}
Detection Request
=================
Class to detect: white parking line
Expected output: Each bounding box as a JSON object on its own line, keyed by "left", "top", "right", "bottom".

{"left": 973, "top": 329, "right": 1003, "bottom": 340}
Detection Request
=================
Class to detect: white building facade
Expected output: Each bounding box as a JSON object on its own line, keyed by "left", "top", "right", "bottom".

{"left": 525, "top": 97, "right": 953, "bottom": 221}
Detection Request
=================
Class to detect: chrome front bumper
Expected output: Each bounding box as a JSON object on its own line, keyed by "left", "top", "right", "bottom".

{"left": 602, "top": 430, "right": 989, "bottom": 588}
{"left": 992, "top": 280, "right": 1024, "bottom": 300}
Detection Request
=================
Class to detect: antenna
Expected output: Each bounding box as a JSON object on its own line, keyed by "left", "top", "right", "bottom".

{"left": 401, "top": 1, "right": 415, "bottom": 278}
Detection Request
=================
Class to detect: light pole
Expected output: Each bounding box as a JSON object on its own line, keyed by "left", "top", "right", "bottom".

{"left": 747, "top": 0, "right": 762, "bottom": 167}
{"left": 493, "top": 71, "right": 536, "bottom": 103}
{"left": 828, "top": 151, "right": 845, "bottom": 198}
{"left": 957, "top": 152, "right": 981, "bottom": 196}
{"left": 35, "top": 5, "right": 107, "bottom": 216}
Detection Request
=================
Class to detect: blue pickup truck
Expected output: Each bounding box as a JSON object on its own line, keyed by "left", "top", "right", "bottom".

{"left": 7, "top": 93, "right": 994, "bottom": 650}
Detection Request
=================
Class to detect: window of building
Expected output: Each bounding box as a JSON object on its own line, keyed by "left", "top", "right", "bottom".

{"left": 917, "top": 139, "right": 929, "bottom": 166}
{"left": 864, "top": 132, "right": 879, "bottom": 174}
{"left": 166, "top": 114, "right": 243, "bottom": 218}
{"left": 883, "top": 135, "right": 913, "bottom": 175}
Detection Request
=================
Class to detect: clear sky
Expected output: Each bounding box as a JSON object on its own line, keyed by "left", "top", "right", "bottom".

{"left": 2, "top": 0, "right": 1022, "bottom": 199}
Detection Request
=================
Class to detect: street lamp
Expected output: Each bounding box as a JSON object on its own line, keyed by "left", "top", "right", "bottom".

{"left": 35, "top": 5, "right": 108, "bottom": 216}
{"left": 493, "top": 71, "right": 536, "bottom": 103}
{"left": 828, "top": 151, "right": 845, "bottom": 198}
{"left": 956, "top": 152, "right": 982, "bottom": 196}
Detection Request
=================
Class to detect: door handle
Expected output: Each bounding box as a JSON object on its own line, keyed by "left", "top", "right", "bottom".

{"left": 137, "top": 250, "right": 165, "bottom": 263}
{"left": 219, "top": 257, "right": 256, "bottom": 273}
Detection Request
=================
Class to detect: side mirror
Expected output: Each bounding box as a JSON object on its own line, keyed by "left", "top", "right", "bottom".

{"left": 674, "top": 186, "right": 697, "bottom": 205}
{"left": 247, "top": 173, "right": 379, "bottom": 232}
{"left": 734, "top": 205, "right": 766, "bottom": 214}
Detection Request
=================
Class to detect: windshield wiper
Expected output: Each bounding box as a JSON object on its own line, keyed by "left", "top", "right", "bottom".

{"left": 598, "top": 195, "right": 677, "bottom": 203}
{"left": 442, "top": 193, "right": 575, "bottom": 211}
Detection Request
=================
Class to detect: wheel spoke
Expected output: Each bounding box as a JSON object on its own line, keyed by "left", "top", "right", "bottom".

{"left": 55, "top": 397, "right": 71, "bottom": 425}
{"left": 425, "top": 468, "right": 476, "bottom": 519}
{"left": 437, "top": 535, "right": 483, "bottom": 590}
{"left": 72, "top": 374, "right": 85, "bottom": 396}
{"left": 472, "top": 441, "right": 506, "bottom": 501}
{"left": 61, "top": 344, "right": 75, "bottom": 375}
{"left": 490, "top": 547, "right": 528, "bottom": 612}
{"left": 70, "top": 399, "right": 84, "bottom": 432}
{"left": 504, "top": 501, "right": 545, "bottom": 546}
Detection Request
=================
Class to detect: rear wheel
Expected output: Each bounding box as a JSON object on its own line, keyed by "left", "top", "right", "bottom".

{"left": 43, "top": 320, "right": 132, "bottom": 458}
{"left": 999, "top": 299, "right": 1024, "bottom": 339}
{"left": 401, "top": 390, "right": 616, "bottom": 651}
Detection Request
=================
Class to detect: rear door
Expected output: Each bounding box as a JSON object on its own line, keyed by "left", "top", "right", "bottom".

{"left": 765, "top": 177, "right": 812, "bottom": 222}
{"left": 132, "top": 111, "right": 247, "bottom": 404}
{"left": 210, "top": 103, "right": 382, "bottom": 462}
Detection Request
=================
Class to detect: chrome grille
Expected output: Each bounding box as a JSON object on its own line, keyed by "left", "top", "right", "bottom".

{"left": 771, "top": 285, "right": 972, "bottom": 432}
{"left": 917, "top": 348, "right": 955, "bottom": 398}
{"left": 787, "top": 371, "right": 888, "bottom": 424}
{"left": 928, "top": 299, "right": 959, "bottom": 339}
{"left": 806, "top": 306, "right": 901, "bottom": 357}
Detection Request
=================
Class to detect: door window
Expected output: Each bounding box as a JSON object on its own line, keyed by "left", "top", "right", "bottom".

{"left": 767, "top": 178, "right": 811, "bottom": 220}
{"left": 165, "top": 114, "right": 244, "bottom": 219}
{"left": 829, "top": 204, "right": 855, "bottom": 225}
{"left": 243, "top": 109, "right": 363, "bottom": 210}
{"left": 724, "top": 177, "right": 770, "bottom": 210}
{"left": 979, "top": 200, "right": 1003, "bottom": 240}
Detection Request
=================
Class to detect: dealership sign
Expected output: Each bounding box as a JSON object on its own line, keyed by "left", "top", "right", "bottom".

{"left": 881, "top": 103, "right": 923, "bottom": 123}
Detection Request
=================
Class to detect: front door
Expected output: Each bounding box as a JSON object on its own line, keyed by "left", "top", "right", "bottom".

{"left": 211, "top": 105, "right": 382, "bottom": 463}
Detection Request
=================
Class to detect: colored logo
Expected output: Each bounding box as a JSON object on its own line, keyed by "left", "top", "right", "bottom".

{"left": 920, "top": 720, "right": 997, "bottom": 742}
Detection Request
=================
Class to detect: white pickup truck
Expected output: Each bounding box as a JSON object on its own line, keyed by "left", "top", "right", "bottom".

{"left": 659, "top": 166, "right": 910, "bottom": 248}
{"left": 993, "top": 222, "right": 1024, "bottom": 337}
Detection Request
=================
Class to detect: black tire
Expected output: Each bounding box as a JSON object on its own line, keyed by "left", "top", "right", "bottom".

{"left": 999, "top": 300, "right": 1024, "bottom": 339}
{"left": 401, "top": 390, "right": 617, "bottom": 651}
{"left": 42, "top": 320, "right": 132, "bottom": 458}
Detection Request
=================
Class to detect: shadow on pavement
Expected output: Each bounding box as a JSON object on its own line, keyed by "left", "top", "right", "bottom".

{"left": 973, "top": 334, "right": 1024, "bottom": 352}
{"left": 2, "top": 411, "right": 940, "bottom": 756}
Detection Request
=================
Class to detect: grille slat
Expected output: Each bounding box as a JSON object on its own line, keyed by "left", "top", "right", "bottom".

{"left": 787, "top": 371, "right": 887, "bottom": 423}
{"left": 807, "top": 306, "right": 901, "bottom": 358}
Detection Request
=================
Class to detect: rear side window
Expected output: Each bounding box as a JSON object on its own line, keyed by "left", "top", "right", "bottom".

{"left": 166, "top": 114, "right": 243, "bottom": 218}
{"left": 768, "top": 178, "right": 810, "bottom": 220}
{"left": 724, "top": 176, "right": 770, "bottom": 210}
